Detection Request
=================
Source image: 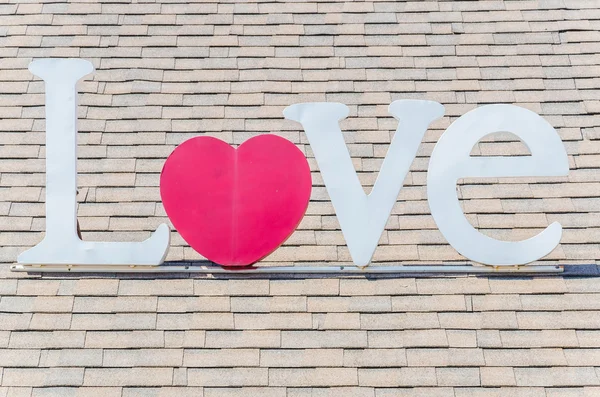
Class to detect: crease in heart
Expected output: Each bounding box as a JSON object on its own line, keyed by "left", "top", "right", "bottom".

{"left": 231, "top": 151, "right": 239, "bottom": 263}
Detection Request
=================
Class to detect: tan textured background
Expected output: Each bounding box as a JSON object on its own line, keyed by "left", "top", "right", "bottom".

{"left": 0, "top": 0, "right": 599, "bottom": 395}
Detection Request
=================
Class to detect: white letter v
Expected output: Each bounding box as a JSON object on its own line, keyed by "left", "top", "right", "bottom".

{"left": 284, "top": 100, "right": 444, "bottom": 267}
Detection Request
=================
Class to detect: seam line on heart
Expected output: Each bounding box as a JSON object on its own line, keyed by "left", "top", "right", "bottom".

{"left": 231, "top": 146, "right": 239, "bottom": 265}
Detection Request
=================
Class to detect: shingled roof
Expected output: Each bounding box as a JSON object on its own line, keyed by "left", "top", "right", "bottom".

{"left": 0, "top": 0, "right": 599, "bottom": 395}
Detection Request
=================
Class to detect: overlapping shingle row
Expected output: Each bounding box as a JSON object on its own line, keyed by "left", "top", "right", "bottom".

{"left": 0, "top": 276, "right": 599, "bottom": 394}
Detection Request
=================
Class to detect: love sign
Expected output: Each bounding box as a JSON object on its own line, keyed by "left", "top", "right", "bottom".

{"left": 16, "top": 58, "right": 569, "bottom": 268}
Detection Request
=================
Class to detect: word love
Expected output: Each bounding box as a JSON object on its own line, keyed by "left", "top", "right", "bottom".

{"left": 18, "top": 58, "right": 569, "bottom": 269}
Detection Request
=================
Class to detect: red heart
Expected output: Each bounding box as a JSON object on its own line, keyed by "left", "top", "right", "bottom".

{"left": 160, "top": 135, "right": 312, "bottom": 266}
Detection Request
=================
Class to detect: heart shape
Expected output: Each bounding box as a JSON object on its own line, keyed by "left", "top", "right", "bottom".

{"left": 160, "top": 135, "right": 312, "bottom": 266}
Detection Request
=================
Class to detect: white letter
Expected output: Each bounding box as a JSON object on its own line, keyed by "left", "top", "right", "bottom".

{"left": 427, "top": 104, "right": 568, "bottom": 266}
{"left": 284, "top": 100, "right": 444, "bottom": 267}
{"left": 18, "top": 59, "right": 170, "bottom": 266}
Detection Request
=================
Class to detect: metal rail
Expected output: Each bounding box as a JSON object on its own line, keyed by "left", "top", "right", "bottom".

{"left": 10, "top": 264, "right": 564, "bottom": 274}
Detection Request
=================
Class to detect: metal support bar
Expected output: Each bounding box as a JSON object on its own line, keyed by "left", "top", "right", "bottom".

{"left": 10, "top": 264, "right": 564, "bottom": 274}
